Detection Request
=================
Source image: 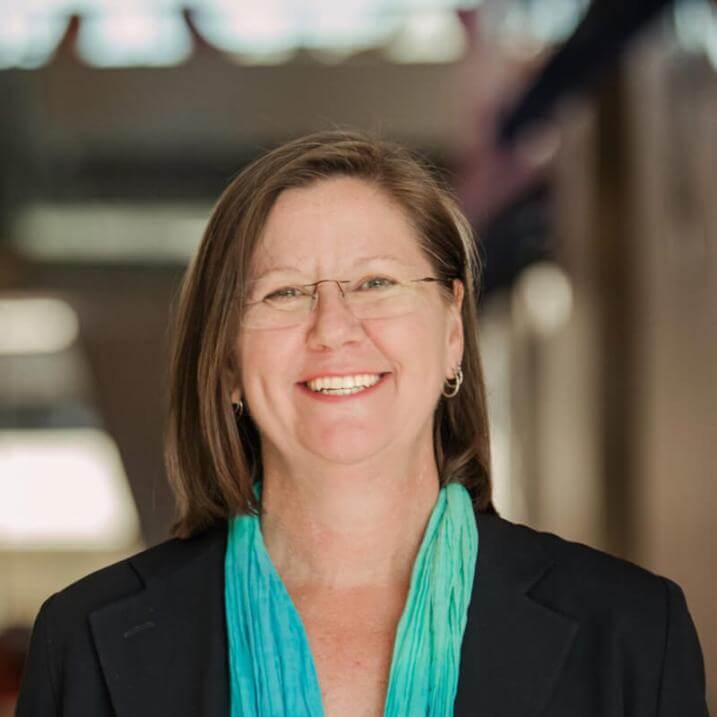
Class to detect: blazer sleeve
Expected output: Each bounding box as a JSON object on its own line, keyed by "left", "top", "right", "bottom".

{"left": 15, "top": 595, "right": 60, "bottom": 716}
{"left": 657, "top": 578, "right": 709, "bottom": 717}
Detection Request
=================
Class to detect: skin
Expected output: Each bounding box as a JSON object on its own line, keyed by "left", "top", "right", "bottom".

{"left": 231, "top": 176, "right": 464, "bottom": 714}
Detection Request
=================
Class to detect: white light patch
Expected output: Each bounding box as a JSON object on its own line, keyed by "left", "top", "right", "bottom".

{"left": 496, "top": 0, "right": 588, "bottom": 46}
{"left": 302, "top": 0, "right": 397, "bottom": 54}
{"left": 674, "top": 0, "right": 717, "bottom": 70}
{"left": 0, "top": 9, "right": 68, "bottom": 69}
{"left": 76, "top": 7, "right": 192, "bottom": 67}
{"left": 13, "top": 202, "right": 209, "bottom": 263}
{"left": 384, "top": 10, "right": 467, "bottom": 64}
{"left": 0, "top": 297, "right": 79, "bottom": 356}
{"left": 515, "top": 262, "right": 573, "bottom": 336}
{"left": 0, "top": 429, "right": 140, "bottom": 551}
{"left": 193, "top": 0, "right": 296, "bottom": 59}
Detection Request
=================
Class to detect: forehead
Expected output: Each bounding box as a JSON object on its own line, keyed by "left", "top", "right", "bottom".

{"left": 250, "top": 177, "right": 430, "bottom": 278}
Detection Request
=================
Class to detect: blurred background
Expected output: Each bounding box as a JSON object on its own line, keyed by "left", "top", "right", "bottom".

{"left": 0, "top": 0, "right": 715, "bottom": 711}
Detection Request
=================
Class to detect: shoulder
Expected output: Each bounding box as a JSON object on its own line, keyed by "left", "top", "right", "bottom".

{"left": 476, "top": 512, "right": 679, "bottom": 626}
{"left": 472, "top": 513, "right": 707, "bottom": 710}
{"left": 18, "top": 523, "right": 228, "bottom": 714}
{"left": 37, "top": 522, "right": 227, "bottom": 636}
{"left": 531, "top": 519, "right": 665, "bottom": 592}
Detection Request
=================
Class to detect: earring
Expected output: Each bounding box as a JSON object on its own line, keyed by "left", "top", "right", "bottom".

{"left": 232, "top": 399, "right": 244, "bottom": 418}
{"left": 442, "top": 364, "right": 463, "bottom": 398}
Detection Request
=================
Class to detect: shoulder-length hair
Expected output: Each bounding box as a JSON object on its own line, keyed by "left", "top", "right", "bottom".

{"left": 165, "top": 129, "right": 496, "bottom": 538}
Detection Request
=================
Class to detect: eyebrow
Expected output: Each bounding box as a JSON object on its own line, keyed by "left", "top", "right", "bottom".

{"left": 252, "top": 254, "right": 409, "bottom": 281}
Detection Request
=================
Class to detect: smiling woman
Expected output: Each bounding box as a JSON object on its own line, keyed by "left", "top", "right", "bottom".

{"left": 163, "top": 133, "right": 494, "bottom": 716}
{"left": 17, "top": 131, "right": 708, "bottom": 717}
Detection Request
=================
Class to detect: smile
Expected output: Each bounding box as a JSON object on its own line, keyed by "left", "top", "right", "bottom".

{"left": 306, "top": 373, "right": 382, "bottom": 393}
{"left": 298, "top": 373, "right": 390, "bottom": 400}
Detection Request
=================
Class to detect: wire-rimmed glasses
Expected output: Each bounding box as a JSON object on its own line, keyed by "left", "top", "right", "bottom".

{"left": 241, "top": 275, "right": 451, "bottom": 330}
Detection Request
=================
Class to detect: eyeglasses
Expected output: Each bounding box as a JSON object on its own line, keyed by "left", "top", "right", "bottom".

{"left": 241, "top": 275, "right": 451, "bottom": 330}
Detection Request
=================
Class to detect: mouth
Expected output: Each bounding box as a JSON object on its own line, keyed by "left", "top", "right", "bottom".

{"left": 297, "top": 372, "right": 391, "bottom": 401}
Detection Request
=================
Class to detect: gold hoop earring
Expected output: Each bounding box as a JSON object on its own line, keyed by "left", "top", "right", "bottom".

{"left": 442, "top": 365, "right": 463, "bottom": 398}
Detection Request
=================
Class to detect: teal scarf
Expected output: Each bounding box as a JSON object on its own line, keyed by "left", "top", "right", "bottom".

{"left": 224, "top": 482, "right": 478, "bottom": 716}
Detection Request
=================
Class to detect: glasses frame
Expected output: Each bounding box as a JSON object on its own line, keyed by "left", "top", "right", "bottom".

{"left": 241, "top": 275, "right": 453, "bottom": 327}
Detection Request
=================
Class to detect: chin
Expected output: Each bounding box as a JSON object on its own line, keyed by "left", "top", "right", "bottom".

{"left": 310, "top": 446, "right": 383, "bottom": 465}
{"left": 300, "top": 423, "right": 390, "bottom": 465}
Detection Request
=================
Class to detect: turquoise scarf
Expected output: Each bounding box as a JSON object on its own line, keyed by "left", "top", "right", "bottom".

{"left": 224, "top": 482, "right": 478, "bottom": 716}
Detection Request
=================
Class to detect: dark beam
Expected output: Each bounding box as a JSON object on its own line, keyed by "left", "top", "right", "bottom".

{"left": 499, "top": 0, "right": 674, "bottom": 146}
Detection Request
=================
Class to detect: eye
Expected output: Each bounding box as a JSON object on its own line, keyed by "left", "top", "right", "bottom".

{"left": 265, "top": 286, "right": 305, "bottom": 302}
{"left": 359, "top": 275, "right": 397, "bottom": 291}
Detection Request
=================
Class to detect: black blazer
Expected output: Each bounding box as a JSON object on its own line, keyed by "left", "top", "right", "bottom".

{"left": 16, "top": 511, "right": 709, "bottom": 716}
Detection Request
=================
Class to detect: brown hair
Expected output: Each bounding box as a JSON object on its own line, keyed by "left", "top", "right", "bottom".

{"left": 165, "top": 129, "right": 496, "bottom": 538}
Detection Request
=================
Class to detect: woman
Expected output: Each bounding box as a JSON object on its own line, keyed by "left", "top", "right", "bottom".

{"left": 17, "top": 131, "right": 707, "bottom": 716}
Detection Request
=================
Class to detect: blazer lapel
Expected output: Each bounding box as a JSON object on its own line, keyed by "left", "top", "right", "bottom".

{"left": 454, "top": 512, "right": 579, "bottom": 716}
{"left": 89, "top": 523, "right": 230, "bottom": 717}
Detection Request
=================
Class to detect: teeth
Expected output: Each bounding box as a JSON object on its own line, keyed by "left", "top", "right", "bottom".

{"left": 316, "top": 386, "right": 367, "bottom": 396}
{"left": 306, "top": 373, "right": 382, "bottom": 392}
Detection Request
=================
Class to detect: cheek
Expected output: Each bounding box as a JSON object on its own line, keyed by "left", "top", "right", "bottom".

{"left": 367, "top": 312, "right": 447, "bottom": 381}
{"left": 237, "top": 333, "right": 293, "bottom": 398}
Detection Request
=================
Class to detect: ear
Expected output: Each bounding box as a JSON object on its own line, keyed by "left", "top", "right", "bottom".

{"left": 452, "top": 278, "right": 464, "bottom": 312}
{"left": 226, "top": 361, "right": 242, "bottom": 404}
{"left": 448, "top": 279, "right": 465, "bottom": 370}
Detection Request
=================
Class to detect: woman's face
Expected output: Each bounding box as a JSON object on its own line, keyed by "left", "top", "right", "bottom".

{"left": 233, "top": 176, "right": 464, "bottom": 468}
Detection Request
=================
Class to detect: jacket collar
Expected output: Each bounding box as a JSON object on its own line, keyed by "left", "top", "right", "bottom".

{"left": 89, "top": 511, "right": 577, "bottom": 716}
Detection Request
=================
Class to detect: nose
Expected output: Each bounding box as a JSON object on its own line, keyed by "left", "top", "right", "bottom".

{"left": 305, "top": 280, "right": 365, "bottom": 351}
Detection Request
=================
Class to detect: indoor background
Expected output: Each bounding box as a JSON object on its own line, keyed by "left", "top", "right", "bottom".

{"left": 0, "top": 0, "right": 715, "bottom": 712}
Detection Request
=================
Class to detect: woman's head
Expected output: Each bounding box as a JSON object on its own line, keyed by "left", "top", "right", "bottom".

{"left": 165, "top": 130, "right": 495, "bottom": 538}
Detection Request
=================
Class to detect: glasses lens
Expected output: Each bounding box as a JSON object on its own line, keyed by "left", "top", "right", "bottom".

{"left": 347, "top": 279, "right": 418, "bottom": 320}
{"left": 242, "top": 289, "right": 311, "bottom": 329}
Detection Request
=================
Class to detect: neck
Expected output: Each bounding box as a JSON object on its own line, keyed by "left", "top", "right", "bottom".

{"left": 259, "top": 437, "right": 440, "bottom": 591}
